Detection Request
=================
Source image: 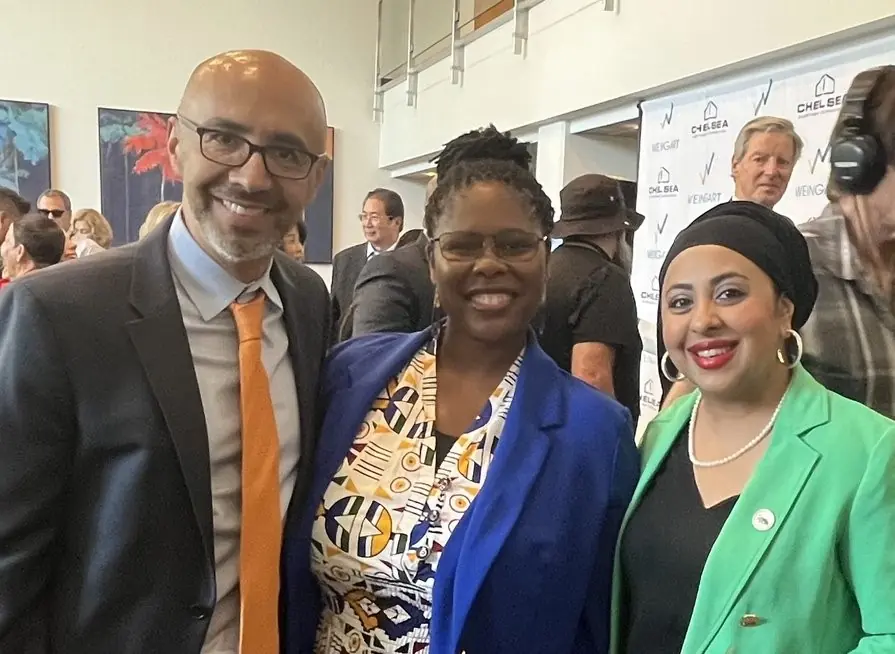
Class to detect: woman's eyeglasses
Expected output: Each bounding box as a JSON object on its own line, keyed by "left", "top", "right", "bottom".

{"left": 431, "top": 229, "right": 546, "bottom": 262}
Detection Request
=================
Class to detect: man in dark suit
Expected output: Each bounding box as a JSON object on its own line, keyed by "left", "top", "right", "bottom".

{"left": 345, "top": 177, "right": 437, "bottom": 339}
{"left": 330, "top": 188, "right": 403, "bottom": 340}
{"left": 0, "top": 50, "right": 331, "bottom": 653}
{"left": 348, "top": 231, "right": 437, "bottom": 338}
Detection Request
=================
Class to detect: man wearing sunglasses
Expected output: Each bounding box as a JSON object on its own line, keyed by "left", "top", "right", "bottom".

{"left": 0, "top": 50, "right": 331, "bottom": 653}
{"left": 36, "top": 188, "right": 73, "bottom": 231}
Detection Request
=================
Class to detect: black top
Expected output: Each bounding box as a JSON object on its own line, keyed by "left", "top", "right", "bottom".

{"left": 540, "top": 241, "right": 642, "bottom": 424}
{"left": 434, "top": 430, "right": 455, "bottom": 468}
{"left": 619, "top": 432, "right": 737, "bottom": 653}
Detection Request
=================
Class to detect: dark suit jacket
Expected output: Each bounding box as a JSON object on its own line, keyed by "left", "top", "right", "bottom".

{"left": 283, "top": 329, "right": 639, "bottom": 653}
{"left": 0, "top": 218, "right": 330, "bottom": 653}
{"left": 349, "top": 233, "right": 437, "bottom": 339}
{"left": 329, "top": 242, "right": 367, "bottom": 342}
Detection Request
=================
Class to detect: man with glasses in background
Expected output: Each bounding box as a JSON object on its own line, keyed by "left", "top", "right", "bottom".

{"left": 36, "top": 188, "right": 73, "bottom": 232}
{"left": 350, "top": 176, "right": 439, "bottom": 339}
{"left": 330, "top": 187, "right": 404, "bottom": 342}
{"left": 0, "top": 49, "right": 331, "bottom": 653}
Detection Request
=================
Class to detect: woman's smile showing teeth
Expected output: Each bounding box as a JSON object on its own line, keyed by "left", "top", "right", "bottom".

{"left": 686, "top": 339, "right": 738, "bottom": 370}
{"left": 469, "top": 292, "right": 513, "bottom": 311}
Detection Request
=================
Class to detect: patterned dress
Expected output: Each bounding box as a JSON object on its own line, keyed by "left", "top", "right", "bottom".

{"left": 311, "top": 338, "right": 523, "bottom": 654}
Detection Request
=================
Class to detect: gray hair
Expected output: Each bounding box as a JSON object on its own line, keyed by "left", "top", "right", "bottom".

{"left": 732, "top": 116, "right": 804, "bottom": 165}
{"left": 37, "top": 188, "right": 72, "bottom": 212}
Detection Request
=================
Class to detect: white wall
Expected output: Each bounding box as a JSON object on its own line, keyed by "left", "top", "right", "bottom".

{"left": 565, "top": 134, "right": 637, "bottom": 183}
{"left": 379, "top": 0, "right": 895, "bottom": 168}
{"left": 380, "top": 0, "right": 411, "bottom": 78}
{"left": 414, "top": 0, "right": 456, "bottom": 60}
{"left": 533, "top": 121, "right": 637, "bottom": 212}
{"left": 380, "top": 0, "right": 457, "bottom": 80}
{"left": 3, "top": 0, "right": 425, "bottom": 287}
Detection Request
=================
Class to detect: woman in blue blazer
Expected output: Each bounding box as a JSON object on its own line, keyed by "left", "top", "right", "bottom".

{"left": 283, "top": 127, "right": 638, "bottom": 654}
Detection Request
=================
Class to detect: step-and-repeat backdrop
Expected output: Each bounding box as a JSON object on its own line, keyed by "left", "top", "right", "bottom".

{"left": 633, "top": 34, "right": 895, "bottom": 430}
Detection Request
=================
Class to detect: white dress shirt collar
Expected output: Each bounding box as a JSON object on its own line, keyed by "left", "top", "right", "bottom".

{"left": 366, "top": 239, "right": 398, "bottom": 259}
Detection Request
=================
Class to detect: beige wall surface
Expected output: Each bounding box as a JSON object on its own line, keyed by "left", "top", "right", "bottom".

{"left": 4, "top": 0, "right": 425, "bottom": 285}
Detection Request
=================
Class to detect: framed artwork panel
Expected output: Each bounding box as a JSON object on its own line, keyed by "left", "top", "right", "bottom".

{"left": 304, "top": 126, "right": 335, "bottom": 263}
{"left": 98, "top": 107, "right": 182, "bottom": 245}
{"left": 0, "top": 100, "right": 51, "bottom": 206}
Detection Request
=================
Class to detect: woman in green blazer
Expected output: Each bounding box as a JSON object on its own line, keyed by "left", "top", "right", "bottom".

{"left": 612, "top": 202, "right": 895, "bottom": 653}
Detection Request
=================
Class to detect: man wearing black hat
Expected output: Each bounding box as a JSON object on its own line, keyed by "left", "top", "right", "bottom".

{"left": 540, "top": 173, "right": 644, "bottom": 426}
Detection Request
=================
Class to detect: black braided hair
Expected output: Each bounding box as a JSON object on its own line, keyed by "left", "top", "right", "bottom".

{"left": 425, "top": 125, "right": 554, "bottom": 237}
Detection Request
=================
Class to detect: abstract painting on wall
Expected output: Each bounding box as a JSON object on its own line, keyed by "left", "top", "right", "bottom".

{"left": 0, "top": 100, "right": 51, "bottom": 206}
{"left": 98, "top": 108, "right": 182, "bottom": 245}
{"left": 303, "top": 126, "right": 335, "bottom": 263}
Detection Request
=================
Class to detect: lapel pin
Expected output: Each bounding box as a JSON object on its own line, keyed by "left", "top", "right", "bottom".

{"left": 740, "top": 613, "right": 763, "bottom": 627}
{"left": 752, "top": 509, "right": 775, "bottom": 532}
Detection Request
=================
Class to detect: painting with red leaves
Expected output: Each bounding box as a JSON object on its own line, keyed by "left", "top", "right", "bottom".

{"left": 98, "top": 108, "right": 182, "bottom": 245}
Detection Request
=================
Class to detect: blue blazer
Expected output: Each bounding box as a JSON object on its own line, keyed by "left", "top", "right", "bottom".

{"left": 282, "top": 328, "right": 639, "bottom": 654}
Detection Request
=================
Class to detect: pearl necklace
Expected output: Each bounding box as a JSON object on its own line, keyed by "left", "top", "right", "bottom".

{"left": 688, "top": 389, "right": 788, "bottom": 468}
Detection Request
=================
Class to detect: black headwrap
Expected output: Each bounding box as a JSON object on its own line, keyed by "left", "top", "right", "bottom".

{"left": 657, "top": 201, "right": 818, "bottom": 329}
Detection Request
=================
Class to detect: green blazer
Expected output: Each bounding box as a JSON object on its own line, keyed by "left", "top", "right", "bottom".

{"left": 610, "top": 366, "right": 895, "bottom": 653}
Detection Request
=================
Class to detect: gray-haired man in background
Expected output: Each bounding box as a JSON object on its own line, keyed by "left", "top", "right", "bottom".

{"left": 731, "top": 115, "right": 804, "bottom": 208}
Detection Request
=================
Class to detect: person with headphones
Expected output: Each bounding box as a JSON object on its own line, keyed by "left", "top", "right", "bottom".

{"left": 798, "top": 65, "right": 895, "bottom": 419}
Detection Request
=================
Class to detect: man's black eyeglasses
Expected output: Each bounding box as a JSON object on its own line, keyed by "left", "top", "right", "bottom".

{"left": 177, "top": 115, "right": 323, "bottom": 180}
{"left": 431, "top": 229, "right": 547, "bottom": 262}
{"left": 38, "top": 209, "right": 66, "bottom": 219}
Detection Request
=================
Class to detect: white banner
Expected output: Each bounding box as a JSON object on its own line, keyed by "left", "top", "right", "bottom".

{"left": 637, "top": 352, "right": 661, "bottom": 443}
{"left": 633, "top": 33, "right": 895, "bottom": 421}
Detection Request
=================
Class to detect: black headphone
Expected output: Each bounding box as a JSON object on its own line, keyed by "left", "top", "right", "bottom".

{"left": 829, "top": 66, "right": 894, "bottom": 195}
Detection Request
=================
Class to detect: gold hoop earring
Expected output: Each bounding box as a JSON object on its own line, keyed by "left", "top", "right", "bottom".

{"left": 776, "top": 329, "right": 803, "bottom": 369}
{"left": 661, "top": 352, "right": 685, "bottom": 382}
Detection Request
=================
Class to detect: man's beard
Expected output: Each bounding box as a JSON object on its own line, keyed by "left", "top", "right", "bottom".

{"left": 200, "top": 214, "right": 281, "bottom": 264}
{"left": 189, "top": 190, "right": 291, "bottom": 264}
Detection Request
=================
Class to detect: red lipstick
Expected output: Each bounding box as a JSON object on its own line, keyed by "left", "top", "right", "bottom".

{"left": 686, "top": 339, "right": 738, "bottom": 370}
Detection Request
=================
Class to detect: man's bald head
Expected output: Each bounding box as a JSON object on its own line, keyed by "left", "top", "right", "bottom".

{"left": 178, "top": 50, "right": 327, "bottom": 153}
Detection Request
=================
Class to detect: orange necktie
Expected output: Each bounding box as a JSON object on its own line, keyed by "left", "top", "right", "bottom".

{"left": 230, "top": 293, "right": 281, "bottom": 654}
